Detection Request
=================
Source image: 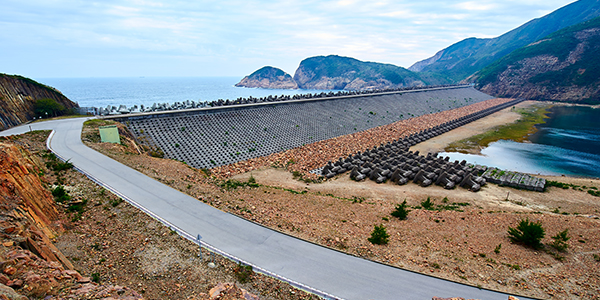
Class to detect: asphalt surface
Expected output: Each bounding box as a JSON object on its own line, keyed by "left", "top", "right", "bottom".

{"left": 1, "top": 118, "right": 532, "bottom": 300}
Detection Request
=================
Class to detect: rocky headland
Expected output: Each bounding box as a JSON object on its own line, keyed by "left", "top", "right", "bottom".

{"left": 0, "top": 74, "right": 78, "bottom": 130}
{"left": 235, "top": 66, "right": 298, "bottom": 89}
{"left": 238, "top": 55, "right": 429, "bottom": 91}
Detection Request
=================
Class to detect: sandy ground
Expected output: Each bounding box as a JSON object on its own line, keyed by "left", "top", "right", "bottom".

{"left": 409, "top": 101, "right": 531, "bottom": 155}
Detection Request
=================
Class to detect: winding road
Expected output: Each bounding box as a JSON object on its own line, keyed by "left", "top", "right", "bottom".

{"left": 1, "top": 118, "right": 532, "bottom": 300}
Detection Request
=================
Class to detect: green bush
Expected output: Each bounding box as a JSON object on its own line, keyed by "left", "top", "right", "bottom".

{"left": 52, "top": 185, "right": 71, "bottom": 203}
{"left": 494, "top": 244, "right": 502, "bottom": 254}
{"left": 34, "top": 98, "right": 65, "bottom": 118}
{"left": 550, "top": 229, "right": 570, "bottom": 252}
{"left": 391, "top": 200, "right": 410, "bottom": 220}
{"left": 421, "top": 197, "right": 435, "bottom": 210}
{"left": 368, "top": 224, "right": 390, "bottom": 245}
{"left": 508, "top": 218, "right": 545, "bottom": 249}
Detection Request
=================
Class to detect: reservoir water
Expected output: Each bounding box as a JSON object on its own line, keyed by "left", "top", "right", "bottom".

{"left": 440, "top": 105, "right": 600, "bottom": 178}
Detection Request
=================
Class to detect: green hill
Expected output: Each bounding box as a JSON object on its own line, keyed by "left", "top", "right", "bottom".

{"left": 293, "top": 55, "right": 440, "bottom": 90}
{"left": 471, "top": 17, "right": 600, "bottom": 103}
{"left": 409, "top": 0, "right": 600, "bottom": 82}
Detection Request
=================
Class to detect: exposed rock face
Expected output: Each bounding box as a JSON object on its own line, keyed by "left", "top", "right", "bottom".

{"left": 0, "top": 138, "right": 145, "bottom": 299}
{"left": 293, "top": 55, "right": 425, "bottom": 90}
{"left": 0, "top": 142, "right": 60, "bottom": 239}
{"left": 0, "top": 74, "right": 77, "bottom": 131}
{"left": 409, "top": 0, "right": 600, "bottom": 81}
{"left": 471, "top": 17, "right": 600, "bottom": 103}
{"left": 235, "top": 66, "right": 298, "bottom": 89}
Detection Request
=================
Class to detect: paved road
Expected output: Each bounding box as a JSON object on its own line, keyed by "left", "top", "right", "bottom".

{"left": 1, "top": 119, "right": 532, "bottom": 300}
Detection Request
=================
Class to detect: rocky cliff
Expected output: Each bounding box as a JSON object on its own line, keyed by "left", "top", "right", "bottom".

{"left": 409, "top": 0, "right": 600, "bottom": 82}
{"left": 235, "top": 66, "right": 298, "bottom": 89}
{"left": 0, "top": 135, "right": 146, "bottom": 299}
{"left": 0, "top": 74, "right": 77, "bottom": 131}
{"left": 293, "top": 55, "right": 425, "bottom": 90}
{"left": 471, "top": 17, "right": 600, "bottom": 103}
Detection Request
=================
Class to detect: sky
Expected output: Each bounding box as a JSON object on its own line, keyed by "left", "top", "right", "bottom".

{"left": 1, "top": 0, "right": 577, "bottom": 78}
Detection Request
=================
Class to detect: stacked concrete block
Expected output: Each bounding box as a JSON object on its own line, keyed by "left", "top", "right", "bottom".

{"left": 482, "top": 167, "right": 546, "bottom": 191}
{"left": 319, "top": 98, "right": 547, "bottom": 192}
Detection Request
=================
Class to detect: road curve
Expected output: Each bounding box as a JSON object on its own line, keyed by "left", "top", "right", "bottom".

{"left": 1, "top": 119, "right": 533, "bottom": 300}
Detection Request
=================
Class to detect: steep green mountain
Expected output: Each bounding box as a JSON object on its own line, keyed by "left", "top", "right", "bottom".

{"left": 292, "top": 55, "right": 433, "bottom": 90}
{"left": 409, "top": 0, "right": 600, "bottom": 82}
{"left": 470, "top": 17, "right": 600, "bottom": 103}
{"left": 235, "top": 66, "right": 298, "bottom": 89}
{"left": 0, "top": 74, "right": 78, "bottom": 130}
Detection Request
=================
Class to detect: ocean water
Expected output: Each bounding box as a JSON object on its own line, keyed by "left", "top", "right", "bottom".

{"left": 440, "top": 105, "right": 600, "bottom": 178}
{"left": 38, "top": 77, "right": 337, "bottom": 108}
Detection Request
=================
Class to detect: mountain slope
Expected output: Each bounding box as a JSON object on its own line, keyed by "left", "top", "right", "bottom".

{"left": 293, "top": 55, "right": 427, "bottom": 90}
{"left": 235, "top": 66, "right": 298, "bottom": 89}
{"left": 0, "top": 74, "right": 78, "bottom": 130}
{"left": 470, "top": 17, "right": 600, "bottom": 103}
{"left": 409, "top": 0, "right": 600, "bottom": 81}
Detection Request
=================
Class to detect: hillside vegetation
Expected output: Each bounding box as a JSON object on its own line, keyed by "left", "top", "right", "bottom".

{"left": 471, "top": 17, "right": 600, "bottom": 103}
{"left": 0, "top": 74, "right": 78, "bottom": 130}
{"left": 409, "top": 0, "right": 600, "bottom": 82}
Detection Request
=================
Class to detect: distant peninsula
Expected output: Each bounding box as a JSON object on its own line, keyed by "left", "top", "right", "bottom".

{"left": 235, "top": 66, "right": 298, "bottom": 89}
{"left": 236, "top": 55, "right": 437, "bottom": 91}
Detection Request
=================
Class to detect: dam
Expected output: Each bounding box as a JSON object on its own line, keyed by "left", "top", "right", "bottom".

{"left": 108, "top": 85, "right": 493, "bottom": 169}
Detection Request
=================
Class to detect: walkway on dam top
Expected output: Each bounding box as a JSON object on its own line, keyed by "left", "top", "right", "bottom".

{"left": 0, "top": 118, "right": 533, "bottom": 300}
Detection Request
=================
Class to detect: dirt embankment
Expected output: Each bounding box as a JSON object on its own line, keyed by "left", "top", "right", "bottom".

{"left": 0, "top": 132, "right": 321, "bottom": 300}
{"left": 84, "top": 98, "right": 600, "bottom": 300}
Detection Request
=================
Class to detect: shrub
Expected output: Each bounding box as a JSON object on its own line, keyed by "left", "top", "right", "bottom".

{"left": 421, "top": 197, "right": 435, "bottom": 210}
{"left": 391, "top": 200, "right": 410, "bottom": 220}
{"left": 494, "top": 244, "right": 502, "bottom": 254}
{"left": 508, "top": 218, "right": 545, "bottom": 249}
{"left": 234, "top": 263, "right": 253, "bottom": 283}
{"left": 52, "top": 185, "right": 71, "bottom": 203}
{"left": 34, "top": 98, "right": 66, "bottom": 118}
{"left": 550, "top": 229, "right": 570, "bottom": 252}
{"left": 368, "top": 224, "right": 390, "bottom": 245}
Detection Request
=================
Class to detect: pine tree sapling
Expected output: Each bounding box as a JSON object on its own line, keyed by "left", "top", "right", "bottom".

{"left": 421, "top": 197, "right": 435, "bottom": 210}
{"left": 508, "top": 218, "right": 545, "bottom": 249}
{"left": 391, "top": 200, "right": 410, "bottom": 220}
{"left": 550, "top": 229, "right": 570, "bottom": 252}
{"left": 368, "top": 224, "right": 390, "bottom": 245}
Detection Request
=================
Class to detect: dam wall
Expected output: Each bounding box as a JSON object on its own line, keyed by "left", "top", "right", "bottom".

{"left": 113, "top": 86, "right": 493, "bottom": 169}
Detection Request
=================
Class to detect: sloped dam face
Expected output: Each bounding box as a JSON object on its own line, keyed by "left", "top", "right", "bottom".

{"left": 111, "top": 86, "right": 492, "bottom": 169}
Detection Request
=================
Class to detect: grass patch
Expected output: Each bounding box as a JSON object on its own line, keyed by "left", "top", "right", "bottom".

{"left": 218, "top": 179, "right": 260, "bottom": 191}
{"left": 445, "top": 105, "right": 550, "bottom": 153}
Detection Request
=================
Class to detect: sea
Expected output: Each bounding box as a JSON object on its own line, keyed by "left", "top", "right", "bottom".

{"left": 39, "top": 76, "right": 336, "bottom": 109}
{"left": 439, "top": 105, "right": 600, "bottom": 178}
{"left": 38, "top": 77, "right": 600, "bottom": 178}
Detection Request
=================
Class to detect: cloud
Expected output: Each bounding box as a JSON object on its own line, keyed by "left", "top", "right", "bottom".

{"left": 0, "top": 0, "right": 579, "bottom": 77}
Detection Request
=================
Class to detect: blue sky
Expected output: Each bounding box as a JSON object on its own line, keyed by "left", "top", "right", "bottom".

{"left": 1, "top": 0, "right": 575, "bottom": 78}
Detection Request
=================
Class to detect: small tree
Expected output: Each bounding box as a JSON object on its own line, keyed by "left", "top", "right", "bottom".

{"left": 368, "top": 224, "right": 389, "bottom": 245}
{"left": 34, "top": 98, "right": 65, "bottom": 118}
{"left": 391, "top": 200, "right": 410, "bottom": 220}
{"left": 550, "top": 229, "right": 570, "bottom": 252}
{"left": 508, "top": 218, "right": 545, "bottom": 249}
